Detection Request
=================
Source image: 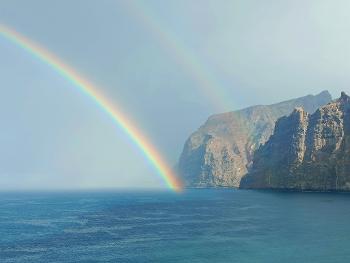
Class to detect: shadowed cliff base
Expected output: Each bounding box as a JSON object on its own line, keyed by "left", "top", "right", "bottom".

{"left": 177, "top": 91, "right": 332, "bottom": 188}
{"left": 240, "top": 92, "right": 350, "bottom": 191}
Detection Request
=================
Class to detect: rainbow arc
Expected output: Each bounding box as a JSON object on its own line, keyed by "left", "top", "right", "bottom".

{"left": 122, "top": 1, "right": 233, "bottom": 112}
{"left": 0, "top": 24, "right": 182, "bottom": 192}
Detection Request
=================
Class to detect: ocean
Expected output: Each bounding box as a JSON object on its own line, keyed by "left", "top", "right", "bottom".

{"left": 1, "top": 189, "right": 350, "bottom": 262}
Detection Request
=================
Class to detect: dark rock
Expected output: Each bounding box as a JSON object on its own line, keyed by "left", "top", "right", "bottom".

{"left": 240, "top": 92, "right": 350, "bottom": 191}
{"left": 177, "top": 91, "right": 332, "bottom": 187}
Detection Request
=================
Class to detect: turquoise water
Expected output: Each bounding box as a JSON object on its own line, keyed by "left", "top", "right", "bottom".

{"left": 1, "top": 189, "right": 350, "bottom": 262}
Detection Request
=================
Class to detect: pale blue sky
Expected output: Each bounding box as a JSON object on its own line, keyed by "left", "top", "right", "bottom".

{"left": 0, "top": 0, "right": 349, "bottom": 189}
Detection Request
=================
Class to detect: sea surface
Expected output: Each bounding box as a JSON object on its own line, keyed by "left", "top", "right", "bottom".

{"left": 1, "top": 189, "right": 350, "bottom": 262}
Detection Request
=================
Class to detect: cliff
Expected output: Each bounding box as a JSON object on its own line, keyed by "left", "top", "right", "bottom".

{"left": 177, "top": 91, "right": 332, "bottom": 187}
{"left": 240, "top": 92, "right": 350, "bottom": 191}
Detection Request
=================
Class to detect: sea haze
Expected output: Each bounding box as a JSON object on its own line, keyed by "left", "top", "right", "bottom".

{"left": 1, "top": 189, "right": 350, "bottom": 262}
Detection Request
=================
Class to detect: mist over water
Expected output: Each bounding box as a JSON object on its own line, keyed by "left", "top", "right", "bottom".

{"left": 1, "top": 189, "right": 350, "bottom": 262}
{"left": 1, "top": 0, "right": 350, "bottom": 189}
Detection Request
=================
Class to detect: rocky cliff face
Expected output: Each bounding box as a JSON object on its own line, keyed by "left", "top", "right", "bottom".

{"left": 178, "top": 91, "right": 332, "bottom": 187}
{"left": 240, "top": 92, "right": 350, "bottom": 191}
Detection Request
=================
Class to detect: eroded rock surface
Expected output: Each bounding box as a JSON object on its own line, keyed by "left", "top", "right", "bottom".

{"left": 240, "top": 92, "right": 350, "bottom": 191}
{"left": 178, "top": 91, "right": 332, "bottom": 187}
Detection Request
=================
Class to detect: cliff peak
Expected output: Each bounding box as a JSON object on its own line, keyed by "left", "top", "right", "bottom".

{"left": 293, "top": 107, "right": 305, "bottom": 113}
{"left": 340, "top": 91, "right": 350, "bottom": 103}
{"left": 240, "top": 92, "right": 350, "bottom": 191}
{"left": 177, "top": 91, "right": 332, "bottom": 188}
{"left": 318, "top": 90, "right": 331, "bottom": 97}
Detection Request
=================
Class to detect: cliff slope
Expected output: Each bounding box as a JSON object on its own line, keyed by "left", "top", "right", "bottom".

{"left": 178, "top": 91, "right": 332, "bottom": 187}
{"left": 240, "top": 92, "right": 350, "bottom": 191}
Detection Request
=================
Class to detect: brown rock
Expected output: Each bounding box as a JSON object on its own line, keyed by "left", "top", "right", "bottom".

{"left": 240, "top": 92, "right": 350, "bottom": 191}
{"left": 177, "top": 91, "right": 332, "bottom": 187}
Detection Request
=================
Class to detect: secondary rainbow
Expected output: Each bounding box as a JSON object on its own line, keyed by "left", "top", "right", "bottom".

{"left": 0, "top": 24, "right": 182, "bottom": 192}
{"left": 123, "top": 1, "right": 234, "bottom": 112}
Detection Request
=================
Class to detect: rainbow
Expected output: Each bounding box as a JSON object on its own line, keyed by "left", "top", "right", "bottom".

{"left": 0, "top": 24, "right": 182, "bottom": 192}
{"left": 122, "top": 1, "right": 234, "bottom": 112}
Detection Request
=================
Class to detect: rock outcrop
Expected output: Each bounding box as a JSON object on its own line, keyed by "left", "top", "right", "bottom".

{"left": 240, "top": 92, "right": 350, "bottom": 191}
{"left": 177, "top": 91, "right": 332, "bottom": 187}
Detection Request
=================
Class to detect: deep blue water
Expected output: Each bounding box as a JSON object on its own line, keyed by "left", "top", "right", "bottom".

{"left": 1, "top": 189, "right": 350, "bottom": 262}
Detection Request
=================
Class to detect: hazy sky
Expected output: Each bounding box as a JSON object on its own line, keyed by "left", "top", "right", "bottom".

{"left": 0, "top": 0, "right": 349, "bottom": 189}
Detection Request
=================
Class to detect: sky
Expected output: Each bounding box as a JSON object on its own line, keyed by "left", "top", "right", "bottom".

{"left": 0, "top": 0, "right": 349, "bottom": 190}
